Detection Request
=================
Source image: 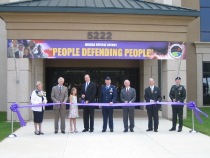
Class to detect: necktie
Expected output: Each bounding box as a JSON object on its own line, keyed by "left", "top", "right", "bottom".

{"left": 85, "top": 82, "right": 88, "bottom": 92}
{"left": 151, "top": 87, "right": 153, "bottom": 93}
{"left": 59, "top": 86, "right": 62, "bottom": 93}
{"left": 126, "top": 88, "right": 129, "bottom": 95}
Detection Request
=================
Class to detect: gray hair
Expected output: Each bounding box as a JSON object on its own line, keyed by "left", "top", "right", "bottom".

{"left": 58, "top": 77, "right": 64, "bottom": 82}
{"left": 124, "top": 79, "right": 130, "bottom": 84}
{"left": 149, "top": 78, "right": 154, "bottom": 82}
{"left": 36, "top": 81, "right": 42, "bottom": 88}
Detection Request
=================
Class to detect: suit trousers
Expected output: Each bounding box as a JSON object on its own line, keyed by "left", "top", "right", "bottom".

{"left": 172, "top": 107, "right": 183, "bottom": 130}
{"left": 146, "top": 106, "right": 159, "bottom": 130}
{"left": 54, "top": 109, "right": 66, "bottom": 132}
{"left": 83, "top": 106, "right": 95, "bottom": 130}
{"left": 102, "top": 108, "right": 113, "bottom": 130}
{"left": 123, "top": 106, "right": 135, "bottom": 130}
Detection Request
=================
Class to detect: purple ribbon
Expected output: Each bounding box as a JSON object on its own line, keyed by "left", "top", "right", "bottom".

{"left": 10, "top": 103, "right": 26, "bottom": 126}
{"left": 10, "top": 101, "right": 208, "bottom": 127}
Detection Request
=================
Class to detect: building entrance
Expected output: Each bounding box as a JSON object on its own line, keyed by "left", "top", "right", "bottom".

{"left": 45, "top": 67, "right": 140, "bottom": 110}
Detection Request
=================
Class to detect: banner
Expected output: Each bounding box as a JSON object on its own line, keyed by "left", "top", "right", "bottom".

{"left": 7, "top": 40, "right": 186, "bottom": 60}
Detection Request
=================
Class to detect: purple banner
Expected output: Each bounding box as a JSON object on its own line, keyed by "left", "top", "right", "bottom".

{"left": 7, "top": 40, "right": 186, "bottom": 60}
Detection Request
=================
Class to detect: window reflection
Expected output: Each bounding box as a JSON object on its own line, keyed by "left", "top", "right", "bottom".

{"left": 203, "top": 63, "right": 210, "bottom": 105}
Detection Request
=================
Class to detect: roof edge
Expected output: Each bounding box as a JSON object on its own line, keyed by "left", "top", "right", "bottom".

{"left": 0, "top": 6, "right": 200, "bottom": 17}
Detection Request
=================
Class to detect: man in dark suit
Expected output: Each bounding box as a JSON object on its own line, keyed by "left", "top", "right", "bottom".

{"left": 100, "top": 77, "right": 117, "bottom": 132}
{"left": 120, "top": 79, "right": 136, "bottom": 132}
{"left": 51, "top": 77, "right": 68, "bottom": 134}
{"left": 144, "top": 78, "right": 162, "bottom": 132}
{"left": 15, "top": 44, "right": 24, "bottom": 58}
{"left": 81, "top": 74, "right": 96, "bottom": 132}
{"left": 169, "top": 77, "right": 186, "bottom": 132}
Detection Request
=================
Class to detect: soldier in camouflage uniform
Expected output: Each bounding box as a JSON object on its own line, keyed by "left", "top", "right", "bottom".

{"left": 169, "top": 77, "right": 186, "bottom": 132}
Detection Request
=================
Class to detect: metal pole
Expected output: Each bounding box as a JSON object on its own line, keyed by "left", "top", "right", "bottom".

{"left": 8, "top": 49, "right": 18, "bottom": 138}
{"left": 190, "top": 109, "right": 197, "bottom": 133}
{"left": 8, "top": 110, "right": 17, "bottom": 138}
{"left": 177, "top": 57, "right": 182, "bottom": 77}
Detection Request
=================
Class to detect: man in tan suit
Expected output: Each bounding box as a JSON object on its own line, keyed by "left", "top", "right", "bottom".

{"left": 51, "top": 77, "right": 68, "bottom": 134}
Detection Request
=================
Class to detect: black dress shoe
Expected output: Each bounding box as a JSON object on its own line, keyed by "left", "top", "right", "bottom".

{"left": 154, "top": 129, "right": 158, "bottom": 132}
{"left": 54, "top": 131, "right": 58, "bottom": 134}
{"left": 34, "top": 131, "right": 40, "bottom": 135}
{"left": 169, "top": 128, "right": 176, "bottom": 131}
{"left": 102, "top": 129, "right": 106, "bottom": 132}
{"left": 130, "top": 129, "right": 134, "bottom": 132}
{"left": 82, "top": 129, "right": 88, "bottom": 132}
{"left": 146, "top": 129, "right": 153, "bottom": 132}
{"left": 39, "top": 132, "right": 44, "bottom": 135}
{"left": 110, "top": 129, "right": 113, "bottom": 132}
{"left": 89, "top": 130, "right": 94, "bottom": 132}
{"left": 124, "top": 129, "right": 128, "bottom": 132}
{"left": 177, "top": 129, "right": 182, "bottom": 132}
{"left": 61, "top": 131, "right": 65, "bottom": 134}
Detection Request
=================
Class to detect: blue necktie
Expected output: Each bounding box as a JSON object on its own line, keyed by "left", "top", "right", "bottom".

{"left": 85, "top": 82, "right": 88, "bottom": 92}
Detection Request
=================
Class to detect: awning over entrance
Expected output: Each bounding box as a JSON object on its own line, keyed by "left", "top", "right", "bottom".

{"left": 0, "top": 0, "right": 199, "bottom": 17}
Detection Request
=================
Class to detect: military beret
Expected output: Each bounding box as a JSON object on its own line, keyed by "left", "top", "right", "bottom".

{"left": 175, "top": 77, "right": 181, "bottom": 80}
{"left": 105, "top": 76, "right": 111, "bottom": 80}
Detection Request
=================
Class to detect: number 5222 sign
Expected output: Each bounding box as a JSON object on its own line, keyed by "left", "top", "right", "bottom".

{"left": 87, "top": 31, "right": 112, "bottom": 40}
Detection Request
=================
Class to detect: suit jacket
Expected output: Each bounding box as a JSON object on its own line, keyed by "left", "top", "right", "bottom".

{"left": 31, "top": 90, "right": 47, "bottom": 112}
{"left": 144, "top": 86, "right": 162, "bottom": 109}
{"left": 99, "top": 85, "right": 117, "bottom": 103}
{"left": 81, "top": 82, "right": 96, "bottom": 103}
{"left": 120, "top": 87, "right": 136, "bottom": 103}
{"left": 51, "top": 85, "right": 68, "bottom": 109}
{"left": 169, "top": 84, "right": 186, "bottom": 108}
{"left": 15, "top": 51, "right": 23, "bottom": 58}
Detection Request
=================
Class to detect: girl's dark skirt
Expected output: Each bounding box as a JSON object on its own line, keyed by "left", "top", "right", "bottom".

{"left": 33, "top": 110, "right": 44, "bottom": 123}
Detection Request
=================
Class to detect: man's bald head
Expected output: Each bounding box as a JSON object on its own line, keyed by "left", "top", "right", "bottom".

{"left": 124, "top": 80, "right": 130, "bottom": 87}
{"left": 149, "top": 78, "right": 155, "bottom": 86}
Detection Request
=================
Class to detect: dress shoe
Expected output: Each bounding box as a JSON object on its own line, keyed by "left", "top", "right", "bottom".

{"left": 102, "top": 129, "right": 106, "bottom": 132}
{"left": 39, "top": 132, "right": 44, "bottom": 135}
{"left": 61, "top": 131, "right": 65, "bottom": 134}
{"left": 110, "top": 129, "right": 113, "bottom": 132}
{"left": 177, "top": 129, "right": 182, "bottom": 132}
{"left": 146, "top": 129, "right": 153, "bottom": 132}
{"left": 130, "top": 129, "right": 134, "bottom": 132}
{"left": 154, "top": 129, "right": 158, "bottom": 132}
{"left": 82, "top": 129, "right": 88, "bottom": 132}
{"left": 54, "top": 131, "right": 58, "bottom": 134}
{"left": 89, "top": 130, "right": 94, "bottom": 132}
{"left": 169, "top": 128, "right": 176, "bottom": 131}
{"left": 124, "top": 129, "right": 128, "bottom": 132}
{"left": 34, "top": 131, "right": 40, "bottom": 135}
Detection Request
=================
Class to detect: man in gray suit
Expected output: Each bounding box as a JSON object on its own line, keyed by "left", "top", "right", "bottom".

{"left": 51, "top": 77, "right": 68, "bottom": 134}
{"left": 120, "top": 80, "right": 136, "bottom": 132}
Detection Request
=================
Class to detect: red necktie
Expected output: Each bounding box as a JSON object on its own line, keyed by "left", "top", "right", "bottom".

{"left": 126, "top": 88, "right": 129, "bottom": 95}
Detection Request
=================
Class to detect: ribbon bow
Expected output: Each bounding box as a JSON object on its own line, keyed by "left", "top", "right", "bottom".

{"left": 10, "top": 103, "right": 26, "bottom": 127}
{"left": 187, "top": 101, "right": 208, "bottom": 123}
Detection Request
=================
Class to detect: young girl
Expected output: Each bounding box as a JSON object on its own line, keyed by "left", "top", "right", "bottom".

{"left": 69, "top": 87, "right": 79, "bottom": 133}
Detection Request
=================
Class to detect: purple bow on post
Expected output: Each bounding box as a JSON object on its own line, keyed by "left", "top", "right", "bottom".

{"left": 187, "top": 101, "right": 208, "bottom": 123}
{"left": 10, "top": 103, "right": 26, "bottom": 127}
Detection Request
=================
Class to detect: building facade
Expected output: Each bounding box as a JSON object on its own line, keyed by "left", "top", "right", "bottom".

{"left": 0, "top": 0, "right": 201, "bottom": 121}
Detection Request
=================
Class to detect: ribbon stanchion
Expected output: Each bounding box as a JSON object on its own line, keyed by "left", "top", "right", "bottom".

{"left": 10, "top": 101, "right": 208, "bottom": 128}
{"left": 8, "top": 109, "right": 17, "bottom": 138}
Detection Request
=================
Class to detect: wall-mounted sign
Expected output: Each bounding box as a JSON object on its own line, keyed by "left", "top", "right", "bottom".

{"left": 87, "top": 31, "right": 112, "bottom": 40}
{"left": 7, "top": 39, "right": 186, "bottom": 60}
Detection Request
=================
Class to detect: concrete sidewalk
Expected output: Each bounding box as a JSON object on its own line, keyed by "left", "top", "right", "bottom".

{"left": 0, "top": 110, "right": 210, "bottom": 158}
